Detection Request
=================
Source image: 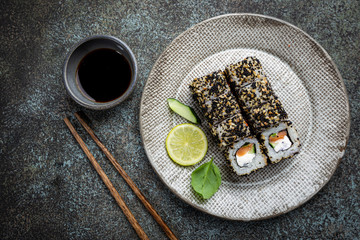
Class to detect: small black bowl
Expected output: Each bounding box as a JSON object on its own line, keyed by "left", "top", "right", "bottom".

{"left": 63, "top": 35, "right": 137, "bottom": 110}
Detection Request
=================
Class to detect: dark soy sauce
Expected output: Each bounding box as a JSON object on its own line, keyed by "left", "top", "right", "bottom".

{"left": 76, "top": 48, "right": 131, "bottom": 102}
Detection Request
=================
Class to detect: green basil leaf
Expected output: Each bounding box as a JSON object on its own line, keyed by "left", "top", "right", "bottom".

{"left": 191, "top": 158, "right": 221, "bottom": 199}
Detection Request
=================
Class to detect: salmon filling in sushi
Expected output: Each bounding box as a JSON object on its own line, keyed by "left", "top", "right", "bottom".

{"left": 269, "top": 130, "right": 292, "bottom": 152}
{"left": 236, "top": 143, "right": 256, "bottom": 167}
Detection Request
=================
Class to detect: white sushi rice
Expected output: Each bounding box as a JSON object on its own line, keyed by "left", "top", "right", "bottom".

{"left": 226, "top": 137, "right": 267, "bottom": 175}
{"left": 261, "top": 121, "right": 300, "bottom": 163}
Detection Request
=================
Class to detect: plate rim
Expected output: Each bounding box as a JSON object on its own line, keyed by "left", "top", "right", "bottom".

{"left": 139, "top": 13, "right": 350, "bottom": 221}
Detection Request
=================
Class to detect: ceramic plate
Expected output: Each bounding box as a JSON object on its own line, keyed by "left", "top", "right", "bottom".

{"left": 139, "top": 14, "right": 350, "bottom": 220}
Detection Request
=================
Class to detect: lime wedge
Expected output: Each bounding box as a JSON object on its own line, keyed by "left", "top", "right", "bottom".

{"left": 165, "top": 123, "right": 208, "bottom": 166}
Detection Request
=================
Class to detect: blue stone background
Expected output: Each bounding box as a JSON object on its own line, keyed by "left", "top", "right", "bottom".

{"left": 0, "top": 0, "right": 359, "bottom": 239}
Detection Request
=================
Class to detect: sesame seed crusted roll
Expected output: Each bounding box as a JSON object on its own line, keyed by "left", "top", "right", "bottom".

{"left": 210, "top": 113, "right": 251, "bottom": 149}
{"left": 226, "top": 57, "right": 300, "bottom": 164}
{"left": 210, "top": 114, "right": 267, "bottom": 175}
{"left": 226, "top": 56, "right": 264, "bottom": 87}
{"left": 225, "top": 57, "right": 288, "bottom": 134}
{"left": 190, "top": 70, "right": 267, "bottom": 175}
{"left": 236, "top": 80, "right": 288, "bottom": 132}
{"left": 189, "top": 70, "right": 240, "bottom": 125}
{"left": 259, "top": 120, "right": 300, "bottom": 163}
{"left": 225, "top": 137, "right": 267, "bottom": 175}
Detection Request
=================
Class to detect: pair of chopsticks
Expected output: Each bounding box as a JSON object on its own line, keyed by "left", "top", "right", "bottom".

{"left": 64, "top": 112, "right": 177, "bottom": 240}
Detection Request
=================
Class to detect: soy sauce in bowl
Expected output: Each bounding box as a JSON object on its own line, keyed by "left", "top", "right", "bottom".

{"left": 76, "top": 48, "right": 132, "bottom": 102}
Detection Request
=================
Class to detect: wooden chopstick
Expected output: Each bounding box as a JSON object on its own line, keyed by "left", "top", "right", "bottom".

{"left": 63, "top": 117, "right": 149, "bottom": 240}
{"left": 74, "top": 112, "right": 178, "bottom": 240}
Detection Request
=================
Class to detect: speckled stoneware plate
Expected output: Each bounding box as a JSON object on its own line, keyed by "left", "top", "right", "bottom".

{"left": 139, "top": 14, "right": 350, "bottom": 220}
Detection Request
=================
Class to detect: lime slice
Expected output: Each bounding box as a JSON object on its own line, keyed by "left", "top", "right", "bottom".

{"left": 165, "top": 123, "right": 208, "bottom": 166}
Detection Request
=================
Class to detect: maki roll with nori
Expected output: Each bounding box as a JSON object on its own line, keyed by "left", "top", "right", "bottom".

{"left": 225, "top": 57, "right": 300, "bottom": 163}
{"left": 259, "top": 121, "right": 300, "bottom": 163}
{"left": 210, "top": 113, "right": 251, "bottom": 149}
{"left": 211, "top": 113, "right": 267, "bottom": 175}
{"left": 190, "top": 70, "right": 267, "bottom": 175}
{"left": 189, "top": 70, "right": 240, "bottom": 125}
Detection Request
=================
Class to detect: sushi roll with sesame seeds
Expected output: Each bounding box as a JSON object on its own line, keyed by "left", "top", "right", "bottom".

{"left": 211, "top": 113, "right": 267, "bottom": 175}
{"left": 225, "top": 57, "right": 300, "bottom": 163}
{"left": 210, "top": 113, "right": 251, "bottom": 149}
{"left": 227, "top": 138, "right": 267, "bottom": 175}
{"left": 189, "top": 70, "right": 240, "bottom": 125}
{"left": 190, "top": 71, "right": 267, "bottom": 175}
{"left": 225, "top": 57, "right": 288, "bottom": 133}
{"left": 259, "top": 121, "right": 300, "bottom": 163}
{"left": 234, "top": 79, "right": 288, "bottom": 132}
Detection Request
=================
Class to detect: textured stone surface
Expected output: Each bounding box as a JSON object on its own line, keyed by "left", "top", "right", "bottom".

{"left": 0, "top": 0, "right": 359, "bottom": 239}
